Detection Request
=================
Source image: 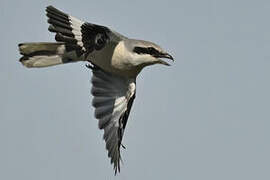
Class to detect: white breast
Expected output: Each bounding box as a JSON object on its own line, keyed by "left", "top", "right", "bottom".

{"left": 89, "top": 41, "right": 141, "bottom": 78}
{"left": 111, "top": 41, "right": 134, "bottom": 69}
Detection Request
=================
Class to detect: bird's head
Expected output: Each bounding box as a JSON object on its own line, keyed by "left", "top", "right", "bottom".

{"left": 127, "top": 40, "right": 174, "bottom": 67}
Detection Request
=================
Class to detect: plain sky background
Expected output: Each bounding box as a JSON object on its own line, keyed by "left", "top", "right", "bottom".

{"left": 1, "top": 0, "right": 270, "bottom": 179}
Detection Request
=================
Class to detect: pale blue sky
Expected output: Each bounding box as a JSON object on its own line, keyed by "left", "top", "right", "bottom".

{"left": 1, "top": 0, "right": 270, "bottom": 179}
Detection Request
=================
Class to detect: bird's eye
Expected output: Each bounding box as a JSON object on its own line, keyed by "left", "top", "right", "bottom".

{"left": 133, "top": 47, "right": 159, "bottom": 56}
{"left": 147, "top": 47, "right": 154, "bottom": 55}
{"left": 147, "top": 47, "right": 159, "bottom": 55}
{"left": 133, "top": 47, "right": 148, "bottom": 54}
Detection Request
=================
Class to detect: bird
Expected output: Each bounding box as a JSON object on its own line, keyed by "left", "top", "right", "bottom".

{"left": 18, "top": 6, "right": 174, "bottom": 174}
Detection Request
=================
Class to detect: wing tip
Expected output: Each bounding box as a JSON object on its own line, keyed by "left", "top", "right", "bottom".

{"left": 46, "top": 5, "right": 69, "bottom": 18}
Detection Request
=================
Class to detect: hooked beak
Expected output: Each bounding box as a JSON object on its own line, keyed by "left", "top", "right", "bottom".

{"left": 162, "top": 53, "right": 174, "bottom": 61}
{"left": 156, "top": 52, "right": 174, "bottom": 66}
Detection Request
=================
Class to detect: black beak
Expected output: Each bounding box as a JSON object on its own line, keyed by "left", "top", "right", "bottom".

{"left": 162, "top": 53, "right": 174, "bottom": 61}
{"left": 154, "top": 52, "right": 174, "bottom": 66}
{"left": 156, "top": 53, "right": 174, "bottom": 61}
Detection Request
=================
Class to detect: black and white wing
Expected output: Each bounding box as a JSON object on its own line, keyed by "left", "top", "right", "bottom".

{"left": 90, "top": 65, "right": 136, "bottom": 174}
{"left": 46, "top": 6, "right": 124, "bottom": 58}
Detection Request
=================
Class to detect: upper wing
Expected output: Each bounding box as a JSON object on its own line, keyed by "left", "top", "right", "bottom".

{"left": 46, "top": 6, "right": 124, "bottom": 58}
{"left": 89, "top": 65, "right": 136, "bottom": 174}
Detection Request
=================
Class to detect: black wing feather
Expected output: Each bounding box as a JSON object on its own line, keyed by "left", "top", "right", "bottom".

{"left": 81, "top": 23, "right": 111, "bottom": 55}
{"left": 89, "top": 65, "right": 136, "bottom": 174}
{"left": 46, "top": 6, "right": 112, "bottom": 58}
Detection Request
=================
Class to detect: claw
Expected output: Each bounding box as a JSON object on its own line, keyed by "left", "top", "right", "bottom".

{"left": 85, "top": 63, "right": 94, "bottom": 69}
{"left": 121, "top": 143, "right": 126, "bottom": 149}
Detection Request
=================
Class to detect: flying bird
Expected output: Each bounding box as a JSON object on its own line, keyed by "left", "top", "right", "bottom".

{"left": 18, "top": 6, "right": 174, "bottom": 174}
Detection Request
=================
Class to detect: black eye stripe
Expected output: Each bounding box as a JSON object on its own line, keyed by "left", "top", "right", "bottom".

{"left": 133, "top": 47, "right": 148, "bottom": 54}
{"left": 133, "top": 47, "right": 160, "bottom": 55}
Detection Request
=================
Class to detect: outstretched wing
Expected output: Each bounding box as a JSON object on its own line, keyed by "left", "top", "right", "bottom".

{"left": 89, "top": 65, "right": 136, "bottom": 174}
{"left": 46, "top": 6, "right": 124, "bottom": 58}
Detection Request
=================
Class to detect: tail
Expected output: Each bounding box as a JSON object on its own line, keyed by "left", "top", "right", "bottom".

{"left": 18, "top": 42, "right": 83, "bottom": 68}
{"left": 19, "top": 5, "right": 86, "bottom": 68}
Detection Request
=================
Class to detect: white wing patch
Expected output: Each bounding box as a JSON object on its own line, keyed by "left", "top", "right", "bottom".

{"left": 91, "top": 67, "right": 136, "bottom": 174}
{"left": 69, "top": 16, "right": 84, "bottom": 48}
{"left": 46, "top": 6, "right": 124, "bottom": 60}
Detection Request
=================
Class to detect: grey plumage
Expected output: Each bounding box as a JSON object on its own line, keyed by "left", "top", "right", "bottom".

{"left": 19, "top": 42, "right": 80, "bottom": 67}
{"left": 90, "top": 66, "right": 136, "bottom": 173}
{"left": 18, "top": 6, "right": 173, "bottom": 174}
